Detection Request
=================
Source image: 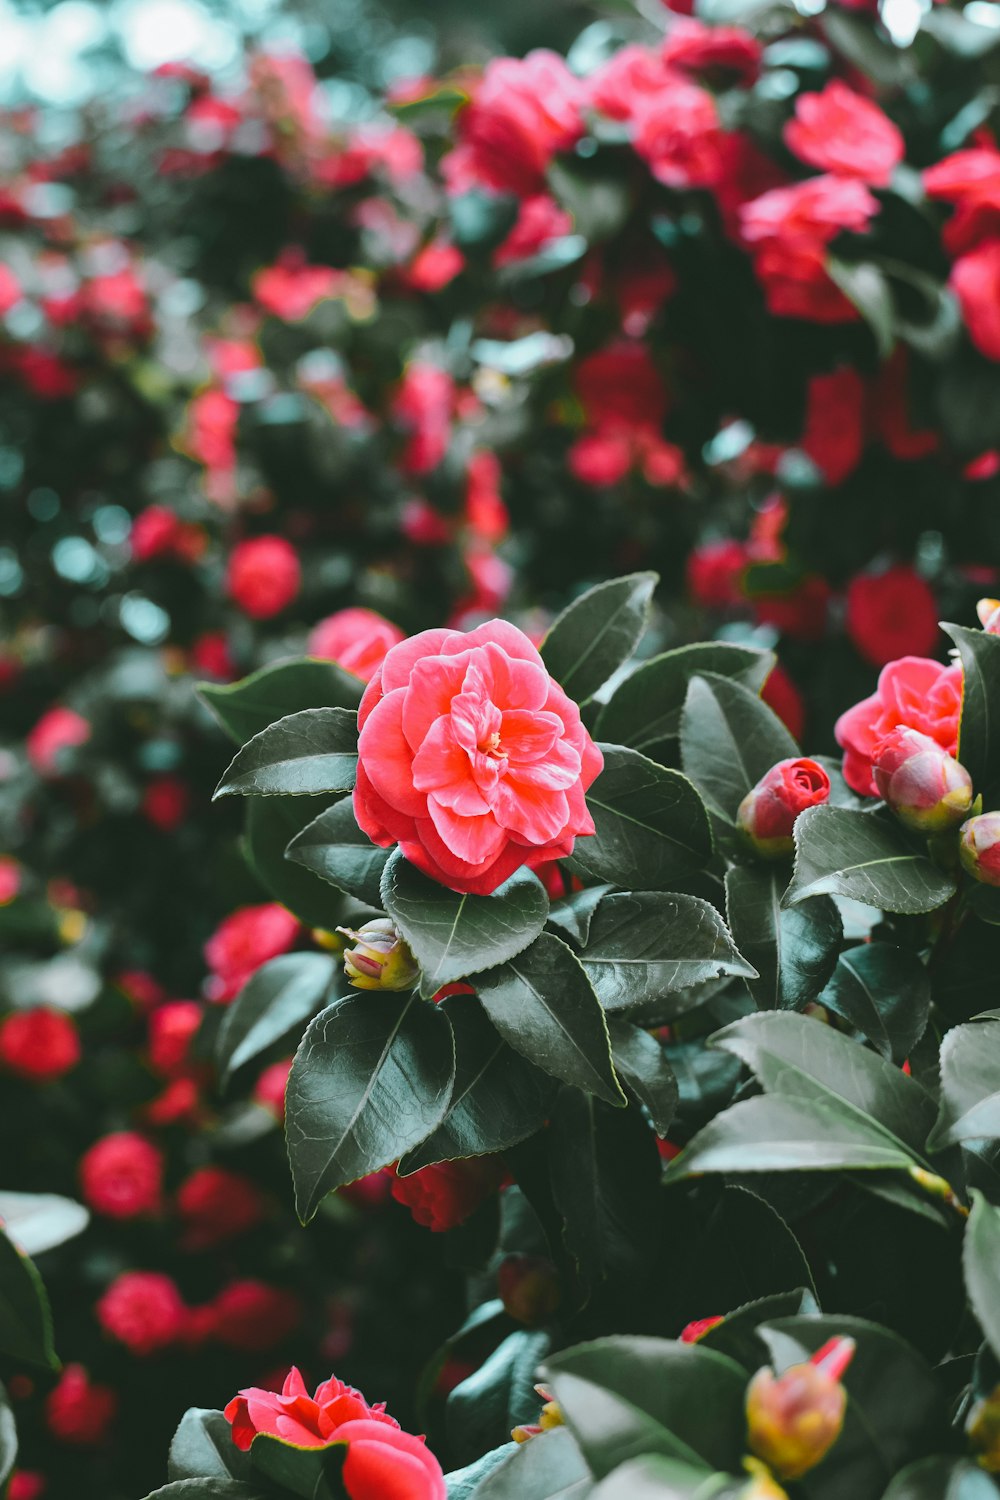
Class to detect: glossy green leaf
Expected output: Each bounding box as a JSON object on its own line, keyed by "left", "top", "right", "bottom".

{"left": 399, "top": 994, "right": 554, "bottom": 1170}
{"left": 0, "top": 1385, "right": 15, "bottom": 1490}
{"left": 580, "top": 893, "right": 756, "bottom": 1015}
{"left": 214, "top": 708, "right": 358, "bottom": 798}
{"left": 285, "top": 992, "right": 456, "bottom": 1221}
{"left": 663, "top": 1095, "right": 919, "bottom": 1181}
{"left": 216, "top": 952, "right": 336, "bottom": 1082}
{"left": 447, "top": 1329, "right": 551, "bottom": 1469}
{"left": 930, "top": 1015, "right": 1000, "bottom": 1147}
{"left": 595, "top": 643, "right": 773, "bottom": 764}
{"left": 475, "top": 933, "right": 624, "bottom": 1104}
{"left": 698, "top": 1288, "right": 819, "bottom": 1373}
{"left": 248, "top": 1433, "right": 345, "bottom": 1499}
{"left": 784, "top": 806, "right": 955, "bottom": 915}
{"left": 200, "top": 658, "right": 362, "bottom": 744}
{"left": 470, "top": 1427, "right": 592, "bottom": 1500}
{"left": 882, "top": 1456, "right": 999, "bottom": 1499}
{"left": 285, "top": 797, "right": 390, "bottom": 908}
{"left": 817, "top": 944, "right": 931, "bottom": 1064}
{"left": 142, "top": 1483, "right": 267, "bottom": 1500}
{"left": 546, "top": 884, "right": 612, "bottom": 946}
{"left": 541, "top": 1337, "right": 748, "bottom": 1480}
{"left": 445, "top": 1444, "right": 519, "bottom": 1499}
{"left": 591, "top": 1455, "right": 732, "bottom": 1499}
{"left": 381, "top": 853, "right": 549, "bottom": 998}
{"left": 0, "top": 1192, "right": 88, "bottom": 1257}
{"left": 540, "top": 571, "right": 656, "bottom": 703}
{"left": 712, "top": 1009, "right": 936, "bottom": 1156}
{"left": 964, "top": 1191, "right": 1000, "bottom": 1361}
{"left": 725, "top": 866, "right": 842, "bottom": 1012}
{"left": 168, "top": 1409, "right": 251, "bottom": 1483}
{"left": 0, "top": 1224, "right": 57, "bottom": 1370}
{"left": 569, "top": 747, "right": 712, "bottom": 891}
{"left": 680, "top": 672, "right": 798, "bottom": 821}
{"left": 607, "top": 1020, "right": 678, "bottom": 1135}
{"left": 244, "top": 795, "right": 344, "bottom": 931}
{"left": 944, "top": 624, "right": 1000, "bottom": 806}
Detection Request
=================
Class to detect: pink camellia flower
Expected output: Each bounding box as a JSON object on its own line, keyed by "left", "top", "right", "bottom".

{"left": 308, "top": 608, "right": 405, "bottom": 683}
{"left": 79, "top": 1132, "right": 164, "bottom": 1219}
{"left": 871, "top": 726, "right": 973, "bottom": 833}
{"left": 834, "top": 656, "right": 963, "bottom": 797}
{"left": 959, "top": 812, "right": 1000, "bottom": 887}
{"left": 632, "top": 79, "right": 727, "bottom": 189}
{"left": 226, "top": 536, "right": 301, "bottom": 619}
{"left": 26, "top": 707, "right": 90, "bottom": 776}
{"left": 353, "top": 620, "right": 604, "bottom": 895}
{"left": 950, "top": 239, "right": 1000, "bottom": 362}
{"left": 736, "top": 758, "right": 831, "bottom": 858}
{"left": 204, "top": 903, "right": 300, "bottom": 1001}
{"left": 452, "top": 51, "right": 584, "bottom": 197}
{"left": 784, "top": 81, "right": 904, "bottom": 186}
{"left": 224, "top": 1367, "right": 446, "bottom": 1500}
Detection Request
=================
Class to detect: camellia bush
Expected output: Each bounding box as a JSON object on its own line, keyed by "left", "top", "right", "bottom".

{"left": 128, "top": 574, "right": 1000, "bottom": 1498}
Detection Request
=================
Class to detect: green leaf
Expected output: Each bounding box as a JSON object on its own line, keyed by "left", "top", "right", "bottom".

{"left": 399, "top": 994, "right": 554, "bottom": 1170}
{"left": 142, "top": 1483, "right": 267, "bottom": 1500}
{"left": 569, "top": 747, "right": 712, "bottom": 892}
{"left": 445, "top": 1445, "right": 519, "bottom": 1499}
{"left": 882, "top": 1456, "right": 1000, "bottom": 1499}
{"left": 817, "top": 944, "right": 931, "bottom": 1064}
{"left": 214, "top": 708, "right": 358, "bottom": 798}
{"left": 757, "top": 1316, "right": 945, "bottom": 1500}
{"left": 828, "top": 258, "right": 895, "bottom": 358}
{"left": 712, "top": 1009, "right": 936, "bottom": 1157}
{"left": 168, "top": 1409, "right": 251, "bottom": 1483}
{"left": 547, "top": 884, "right": 612, "bottom": 946}
{"left": 540, "top": 572, "right": 656, "bottom": 704}
{"left": 930, "top": 1014, "right": 1000, "bottom": 1147}
{"left": 663, "top": 1095, "right": 920, "bottom": 1181}
{"left": 285, "top": 992, "right": 456, "bottom": 1221}
{"left": 248, "top": 1433, "right": 345, "bottom": 1500}
{"left": 0, "top": 1192, "right": 89, "bottom": 1256}
{"left": 0, "top": 1384, "right": 16, "bottom": 1490}
{"left": 447, "top": 1329, "right": 551, "bottom": 1469}
{"left": 725, "top": 866, "right": 842, "bottom": 1012}
{"left": 216, "top": 952, "right": 336, "bottom": 1082}
{"left": 591, "top": 1456, "right": 731, "bottom": 1499}
{"left": 784, "top": 806, "right": 956, "bottom": 915}
{"left": 965, "top": 1190, "right": 1000, "bottom": 1361}
{"left": 607, "top": 1021, "right": 678, "bottom": 1135}
{"left": 244, "top": 796, "right": 344, "bottom": 930}
{"left": 680, "top": 673, "right": 798, "bottom": 821}
{"left": 475, "top": 933, "right": 624, "bottom": 1104}
{"left": 0, "top": 1224, "right": 57, "bottom": 1370}
{"left": 381, "top": 853, "right": 549, "bottom": 999}
{"left": 595, "top": 644, "right": 773, "bottom": 765}
{"left": 580, "top": 893, "right": 756, "bottom": 1015}
{"left": 943, "top": 623, "right": 1000, "bottom": 806}
{"left": 285, "top": 798, "right": 390, "bottom": 908}
{"left": 470, "top": 1427, "right": 592, "bottom": 1499}
{"left": 540, "top": 1337, "right": 748, "bottom": 1480}
{"left": 200, "top": 658, "right": 363, "bottom": 744}
{"left": 548, "top": 1089, "right": 664, "bottom": 1292}
{"left": 698, "top": 1289, "right": 819, "bottom": 1373}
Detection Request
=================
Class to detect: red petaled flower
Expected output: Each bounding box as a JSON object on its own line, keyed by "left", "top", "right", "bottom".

{"left": 79, "top": 1132, "right": 163, "bottom": 1219}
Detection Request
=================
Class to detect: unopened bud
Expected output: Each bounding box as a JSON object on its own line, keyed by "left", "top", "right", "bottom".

{"left": 338, "top": 919, "right": 419, "bottom": 991}
{"left": 737, "top": 759, "right": 831, "bottom": 860}
{"left": 680, "top": 1316, "right": 723, "bottom": 1343}
{"left": 871, "top": 727, "right": 973, "bottom": 833}
{"left": 977, "top": 599, "right": 1000, "bottom": 636}
{"left": 959, "top": 813, "right": 1000, "bottom": 888}
{"left": 967, "top": 1382, "right": 1000, "bottom": 1471}
{"left": 746, "top": 1336, "right": 855, "bottom": 1481}
{"left": 740, "top": 1459, "right": 790, "bottom": 1499}
{"left": 512, "top": 1386, "right": 563, "bottom": 1444}
{"left": 498, "top": 1254, "right": 561, "bottom": 1327}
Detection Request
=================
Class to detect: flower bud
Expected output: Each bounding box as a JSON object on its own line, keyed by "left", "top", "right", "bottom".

{"left": 497, "top": 1254, "right": 561, "bottom": 1327}
{"left": 959, "top": 813, "right": 1000, "bottom": 888}
{"left": 967, "top": 1382, "right": 1000, "bottom": 1471}
{"left": 977, "top": 598, "right": 1000, "bottom": 636}
{"left": 512, "top": 1386, "right": 563, "bottom": 1444}
{"left": 740, "top": 1459, "right": 790, "bottom": 1499}
{"left": 871, "top": 727, "right": 973, "bottom": 833}
{"left": 737, "top": 758, "right": 831, "bottom": 859}
{"left": 338, "top": 920, "right": 419, "bottom": 991}
{"left": 746, "top": 1336, "right": 855, "bottom": 1481}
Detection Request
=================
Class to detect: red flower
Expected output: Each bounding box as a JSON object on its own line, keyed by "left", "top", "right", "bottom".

{"left": 353, "top": 620, "right": 603, "bottom": 895}
{"left": 494, "top": 195, "right": 574, "bottom": 268}
{"left": 661, "top": 19, "right": 761, "bottom": 82}
{"left": 834, "top": 655, "right": 962, "bottom": 796}
{"left": 737, "top": 758, "right": 831, "bottom": 857}
{"left": 950, "top": 239, "right": 1000, "bottom": 361}
{"left": 845, "top": 565, "right": 939, "bottom": 667}
{"left": 632, "top": 80, "right": 726, "bottom": 189}
{"left": 390, "top": 1157, "right": 507, "bottom": 1231}
{"left": 740, "top": 176, "right": 879, "bottom": 323}
{"left": 142, "top": 775, "right": 191, "bottom": 831}
{"left": 253, "top": 1057, "right": 293, "bottom": 1120}
{"left": 761, "top": 664, "right": 805, "bottom": 743}
{"left": 176, "top": 1167, "right": 265, "bottom": 1248}
{"left": 226, "top": 536, "right": 301, "bottom": 619}
{"left": 148, "top": 1000, "right": 202, "bottom": 1075}
{"left": 0, "top": 1008, "right": 80, "bottom": 1081}
{"left": 0, "top": 264, "right": 20, "bottom": 314}
{"left": 79, "top": 1132, "right": 163, "bottom": 1219}
{"left": 784, "top": 81, "right": 904, "bottom": 186}
{"left": 209, "top": 1280, "right": 302, "bottom": 1352}
{"left": 308, "top": 608, "right": 405, "bottom": 683}
{"left": 225, "top": 1367, "right": 446, "bottom": 1500}
{"left": 45, "top": 1365, "right": 117, "bottom": 1446}
{"left": 959, "top": 812, "right": 1000, "bottom": 887}
{"left": 871, "top": 726, "right": 973, "bottom": 832}
{"left": 454, "top": 51, "right": 583, "bottom": 196}
{"left": 587, "top": 44, "right": 673, "bottom": 122}
{"left": 393, "top": 363, "right": 456, "bottom": 475}
{"left": 253, "top": 253, "right": 342, "bottom": 320}
{"left": 801, "top": 367, "right": 866, "bottom": 485}
{"left": 575, "top": 344, "right": 669, "bottom": 429}
{"left": 686, "top": 539, "right": 748, "bottom": 608}
{"left": 96, "top": 1271, "right": 185, "bottom": 1355}
{"left": 204, "top": 903, "right": 300, "bottom": 1001}
{"left": 26, "top": 707, "right": 90, "bottom": 776}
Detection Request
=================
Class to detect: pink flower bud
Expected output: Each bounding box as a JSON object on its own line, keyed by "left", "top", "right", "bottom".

{"left": 746, "top": 1336, "right": 855, "bottom": 1481}
{"left": 977, "top": 598, "right": 1000, "bottom": 635}
{"left": 338, "top": 919, "right": 419, "bottom": 991}
{"left": 959, "top": 812, "right": 1000, "bottom": 888}
{"left": 736, "top": 758, "right": 831, "bottom": 859}
{"left": 871, "top": 726, "right": 973, "bottom": 832}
